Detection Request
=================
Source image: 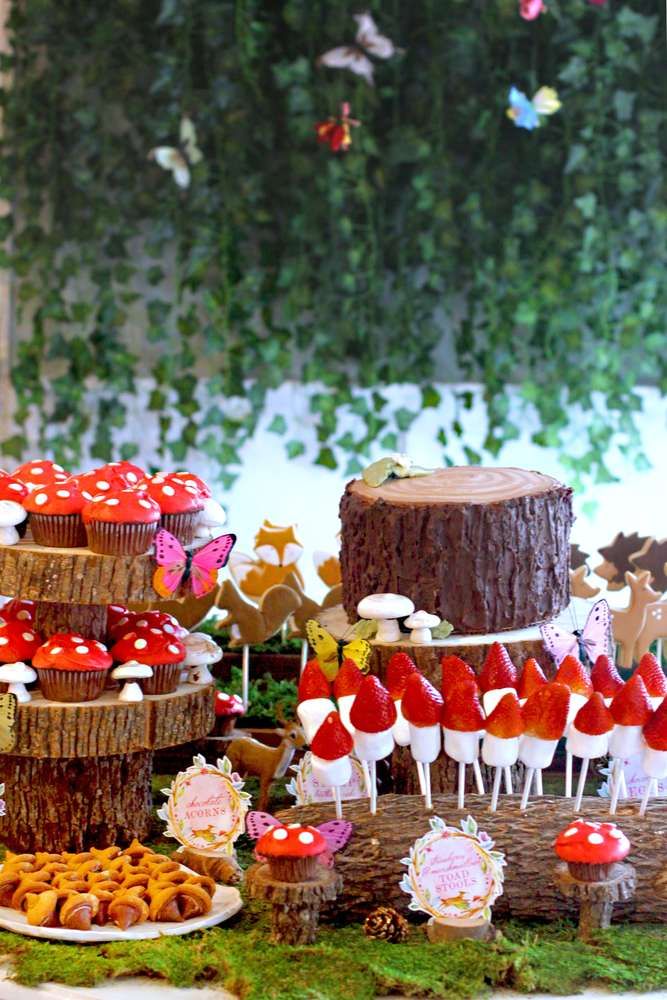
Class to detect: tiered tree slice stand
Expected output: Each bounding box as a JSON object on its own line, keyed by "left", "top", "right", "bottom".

{"left": 319, "top": 598, "right": 591, "bottom": 793}
{"left": 280, "top": 794, "right": 667, "bottom": 924}
{"left": 0, "top": 541, "right": 215, "bottom": 852}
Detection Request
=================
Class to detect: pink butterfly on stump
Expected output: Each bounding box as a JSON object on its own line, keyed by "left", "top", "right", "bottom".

{"left": 246, "top": 811, "right": 353, "bottom": 868}
{"left": 152, "top": 528, "right": 236, "bottom": 598}
{"left": 540, "top": 598, "right": 612, "bottom": 668}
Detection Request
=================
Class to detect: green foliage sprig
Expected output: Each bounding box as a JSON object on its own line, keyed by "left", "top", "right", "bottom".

{"left": 1, "top": 0, "right": 664, "bottom": 489}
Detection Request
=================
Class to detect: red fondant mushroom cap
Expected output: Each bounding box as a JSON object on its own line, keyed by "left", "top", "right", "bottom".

{"left": 24, "top": 481, "right": 85, "bottom": 516}
{"left": 110, "top": 627, "right": 185, "bottom": 666}
{"left": 13, "top": 460, "right": 70, "bottom": 490}
{"left": 143, "top": 476, "right": 203, "bottom": 515}
{"left": 0, "top": 599, "right": 35, "bottom": 624}
{"left": 32, "top": 633, "right": 112, "bottom": 672}
{"left": 256, "top": 823, "right": 327, "bottom": 859}
{"left": 0, "top": 620, "right": 43, "bottom": 663}
{"left": 100, "top": 461, "right": 145, "bottom": 486}
{"left": 171, "top": 471, "right": 212, "bottom": 499}
{"left": 131, "top": 610, "right": 188, "bottom": 638}
{"left": 0, "top": 473, "right": 28, "bottom": 502}
{"left": 214, "top": 691, "right": 245, "bottom": 717}
{"left": 107, "top": 604, "right": 128, "bottom": 631}
{"left": 82, "top": 489, "right": 160, "bottom": 524}
{"left": 553, "top": 819, "right": 630, "bottom": 865}
{"left": 75, "top": 467, "right": 132, "bottom": 501}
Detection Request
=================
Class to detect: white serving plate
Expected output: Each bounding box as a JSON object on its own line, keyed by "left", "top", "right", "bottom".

{"left": 0, "top": 867, "right": 243, "bottom": 943}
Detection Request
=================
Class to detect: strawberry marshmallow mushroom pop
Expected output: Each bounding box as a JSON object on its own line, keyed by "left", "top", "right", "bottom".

{"left": 519, "top": 682, "right": 570, "bottom": 810}
{"left": 517, "top": 657, "right": 548, "bottom": 795}
{"left": 441, "top": 679, "right": 486, "bottom": 802}
{"left": 349, "top": 675, "right": 397, "bottom": 815}
{"left": 482, "top": 692, "right": 524, "bottom": 812}
{"left": 478, "top": 642, "right": 518, "bottom": 716}
{"left": 554, "top": 656, "right": 593, "bottom": 798}
{"left": 297, "top": 660, "right": 336, "bottom": 743}
{"left": 608, "top": 673, "right": 652, "bottom": 815}
{"left": 567, "top": 692, "right": 614, "bottom": 812}
{"left": 385, "top": 652, "right": 425, "bottom": 793}
{"left": 591, "top": 654, "right": 624, "bottom": 706}
{"left": 311, "top": 710, "right": 354, "bottom": 819}
{"left": 333, "top": 658, "right": 364, "bottom": 736}
{"left": 635, "top": 652, "right": 667, "bottom": 711}
{"left": 401, "top": 672, "right": 443, "bottom": 810}
{"left": 639, "top": 698, "right": 667, "bottom": 816}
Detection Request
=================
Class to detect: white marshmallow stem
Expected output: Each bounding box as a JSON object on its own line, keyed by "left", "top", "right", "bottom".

{"left": 409, "top": 723, "right": 440, "bottom": 763}
{"left": 370, "top": 760, "right": 377, "bottom": 815}
{"left": 490, "top": 767, "right": 502, "bottom": 812}
{"left": 519, "top": 735, "right": 559, "bottom": 769}
{"left": 642, "top": 747, "right": 667, "bottom": 780}
{"left": 333, "top": 785, "right": 343, "bottom": 820}
{"left": 312, "top": 754, "right": 351, "bottom": 787}
{"left": 565, "top": 751, "right": 573, "bottom": 798}
{"left": 574, "top": 757, "right": 589, "bottom": 813}
{"left": 639, "top": 778, "right": 657, "bottom": 818}
{"left": 392, "top": 700, "right": 411, "bottom": 746}
{"left": 297, "top": 698, "right": 336, "bottom": 744}
{"left": 482, "top": 733, "right": 520, "bottom": 768}
{"left": 567, "top": 727, "right": 610, "bottom": 760}
{"left": 608, "top": 724, "right": 644, "bottom": 759}
{"left": 354, "top": 728, "right": 394, "bottom": 762}
{"left": 473, "top": 759, "right": 485, "bottom": 795}
{"left": 504, "top": 767, "right": 513, "bottom": 795}
{"left": 520, "top": 768, "right": 535, "bottom": 811}
{"left": 444, "top": 728, "right": 479, "bottom": 764}
{"left": 566, "top": 693, "right": 588, "bottom": 728}
{"left": 457, "top": 761, "right": 465, "bottom": 810}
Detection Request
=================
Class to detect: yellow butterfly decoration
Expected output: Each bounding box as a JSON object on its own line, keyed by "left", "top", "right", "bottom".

{"left": 305, "top": 619, "right": 371, "bottom": 681}
{"left": 0, "top": 693, "right": 18, "bottom": 753}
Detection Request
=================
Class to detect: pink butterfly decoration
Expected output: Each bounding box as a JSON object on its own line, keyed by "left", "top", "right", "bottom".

{"left": 519, "top": 0, "right": 546, "bottom": 19}
{"left": 540, "top": 598, "right": 612, "bottom": 668}
{"left": 246, "top": 810, "right": 353, "bottom": 867}
{"left": 152, "top": 528, "right": 236, "bottom": 598}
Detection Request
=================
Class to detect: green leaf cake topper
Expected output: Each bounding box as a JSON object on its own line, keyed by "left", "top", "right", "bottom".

{"left": 362, "top": 454, "right": 434, "bottom": 488}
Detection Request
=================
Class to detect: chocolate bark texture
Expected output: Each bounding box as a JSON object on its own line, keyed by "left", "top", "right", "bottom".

{"left": 339, "top": 466, "right": 573, "bottom": 634}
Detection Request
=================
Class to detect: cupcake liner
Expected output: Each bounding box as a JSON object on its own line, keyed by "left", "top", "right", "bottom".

{"left": 141, "top": 662, "right": 182, "bottom": 695}
{"left": 85, "top": 520, "right": 157, "bottom": 556}
{"left": 267, "top": 856, "right": 320, "bottom": 883}
{"left": 567, "top": 861, "right": 614, "bottom": 882}
{"left": 30, "top": 514, "right": 87, "bottom": 548}
{"left": 160, "top": 511, "right": 199, "bottom": 546}
{"left": 35, "top": 667, "right": 108, "bottom": 703}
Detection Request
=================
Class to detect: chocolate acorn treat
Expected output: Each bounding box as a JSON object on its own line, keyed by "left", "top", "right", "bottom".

{"left": 110, "top": 626, "right": 185, "bottom": 694}
{"left": 24, "top": 481, "right": 88, "bottom": 548}
{"left": 33, "top": 633, "right": 113, "bottom": 702}
{"left": 143, "top": 474, "right": 204, "bottom": 545}
{"left": 83, "top": 489, "right": 160, "bottom": 555}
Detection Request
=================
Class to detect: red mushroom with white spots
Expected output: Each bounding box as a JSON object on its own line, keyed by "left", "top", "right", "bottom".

{"left": 0, "top": 620, "right": 43, "bottom": 663}
{"left": 110, "top": 627, "right": 185, "bottom": 695}
{"left": 12, "top": 460, "right": 69, "bottom": 492}
{"left": 255, "top": 822, "right": 328, "bottom": 882}
{"left": 554, "top": 818, "right": 630, "bottom": 880}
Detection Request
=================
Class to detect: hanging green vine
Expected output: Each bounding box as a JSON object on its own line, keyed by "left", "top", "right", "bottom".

{"left": 0, "top": 0, "right": 664, "bottom": 488}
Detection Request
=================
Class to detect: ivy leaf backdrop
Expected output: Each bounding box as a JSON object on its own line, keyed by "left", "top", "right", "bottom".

{"left": 1, "top": 0, "right": 664, "bottom": 488}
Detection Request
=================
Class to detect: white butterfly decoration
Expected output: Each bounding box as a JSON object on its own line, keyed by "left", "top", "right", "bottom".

{"left": 317, "top": 12, "right": 397, "bottom": 86}
{"left": 149, "top": 116, "right": 203, "bottom": 189}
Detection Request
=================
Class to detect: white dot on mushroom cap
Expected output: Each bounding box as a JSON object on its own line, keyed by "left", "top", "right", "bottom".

{"left": 136, "top": 620, "right": 148, "bottom": 628}
{"left": 134, "top": 638, "right": 147, "bottom": 650}
{"left": 162, "top": 485, "right": 176, "bottom": 497}
{"left": 8, "top": 483, "right": 22, "bottom": 492}
{"left": 563, "top": 827, "right": 578, "bottom": 837}
{"left": 17, "top": 611, "right": 30, "bottom": 620}
{"left": 287, "top": 823, "right": 301, "bottom": 829}
{"left": 105, "top": 498, "right": 120, "bottom": 506}
{"left": 53, "top": 464, "right": 64, "bottom": 472}
{"left": 0, "top": 638, "right": 8, "bottom": 646}
{"left": 587, "top": 833, "right": 604, "bottom": 845}
{"left": 75, "top": 645, "right": 89, "bottom": 654}
{"left": 22, "top": 632, "right": 34, "bottom": 642}
{"left": 31, "top": 467, "right": 43, "bottom": 476}
{"left": 272, "top": 828, "right": 288, "bottom": 841}
{"left": 56, "top": 490, "right": 70, "bottom": 498}
{"left": 96, "top": 642, "right": 105, "bottom": 650}
{"left": 50, "top": 646, "right": 63, "bottom": 655}
{"left": 185, "top": 486, "right": 197, "bottom": 494}
{"left": 609, "top": 829, "right": 624, "bottom": 839}
{"left": 163, "top": 624, "right": 175, "bottom": 633}
{"left": 167, "top": 644, "right": 180, "bottom": 654}
{"left": 96, "top": 480, "right": 110, "bottom": 491}
{"left": 34, "top": 493, "right": 48, "bottom": 506}
{"left": 126, "top": 473, "right": 138, "bottom": 483}
{"left": 138, "top": 499, "right": 153, "bottom": 509}
{"left": 298, "top": 831, "right": 314, "bottom": 845}
{"left": 72, "top": 636, "right": 83, "bottom": 642}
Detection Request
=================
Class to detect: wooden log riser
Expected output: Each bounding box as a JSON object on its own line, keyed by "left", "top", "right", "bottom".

{"left": 32, "top": 601, "right": 107, "bottom": 640}
{"left": 279, "top": 794, "right": 667, "bottom": 924}
{"left": 0, "top": 750, "right": 153, "bottom": 852}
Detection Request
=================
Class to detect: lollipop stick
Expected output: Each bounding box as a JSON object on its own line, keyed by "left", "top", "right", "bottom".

{"left": 609, "top": 760, "right": 622, "bottom": 815}
{"left": 361, "top": 760, "right": 371, "bottom": 797}
{"left": 565, "top": 751, "right": 573, "bottom": 798}
{"left": 416, "top": 760, "right": 426, "bottom": 796}
{"left": 503, "top": 766, "right": 513, "bottom": 795}
{"left": 457, "top": 761, "right": 465, "bottom": 810}
{"left": 574, "top": 757, "right": 589, "bottom": 812}
{"left": 300, "top": 639, "right": 308, "bottom": 673}
{"left": 370, "top": 760, "right": 377, "bottom": 815}
{"left": 520, "top": 767, "right": 535, "bottom": 811}
{"left": 619, "top": 769, "right": 628, "bottom": 799}
{"left": 472, "top": 759, "right": 485, "bottom": 795}
{"left": 333, "top": 785, "right": 343, "bottom": 819}
{"left": 241, "top": 645, "right": 250, "bottom": 710}
{"left": 425, "top": 765, "right": 432, "bottom": 811}
{"left": 490, "top": 766, "right": 502, "bottom": 812}
{"left": 639, "top": 777, "right": 654, "bottom": 818}
{"left": 536, "top": 770, "right": 544, "bottom": 796}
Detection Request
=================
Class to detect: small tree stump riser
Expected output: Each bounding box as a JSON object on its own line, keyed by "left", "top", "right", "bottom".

{"left": 32, "top": 602, "right": 107, "bottom": 640}
{"left": 0, "top": 751, "right": 153, "bottom": 852}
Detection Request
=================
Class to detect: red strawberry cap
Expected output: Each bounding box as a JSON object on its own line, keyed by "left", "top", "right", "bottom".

{"left": 311, "top": 711, "right": 353, "bottom": 760}
{"left": 522, "top": 682, "right": 570, "bottom": 740}
{"left": 573, "top": 692, "right": 614, "bottom": 736}
{"left": 298, "top": 660, "right": 330, "bottom": 702}
{"left": 478, "top": 643, "right": 517, "bottom": 693}
{"left": 385, "top": 652, "right": 418, "bottom": 699}
{"left": 441, "top": 680, "right": 485, "bottom": 732}
{"left": 333, "top": 658, "right": 364, "bottom": 699}
{"left": 440, "top": 654, "right": 477, "bottom": 693}
{"left": 349, "top": 675, "right": 397, "bottom": 733}
{"left": 643, "top": 699, "right": 667, "bottom": 751}
{"left": 401, "top": 672, "right": 444, "bottom": 727}
{"left": 635, "top": 653, "right": 667, "bottom": 699}
{"left": 517, "top": 658, "right": 548, "bottom": 700}
{"left": 609, "top": 673, "right": 652, "bottom": 726}
{"left": 485, "top": 692, "right": 524, "bottom": 738}
{"left": 591, "top": 654, "right": 625, "bottom": 699}
{"left": 554, "top": 655, "right": 593, "bottom": 697}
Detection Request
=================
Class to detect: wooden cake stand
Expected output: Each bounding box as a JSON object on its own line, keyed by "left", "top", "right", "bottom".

{"left": 0, "top": 541, "right": 215, "bottom": 852}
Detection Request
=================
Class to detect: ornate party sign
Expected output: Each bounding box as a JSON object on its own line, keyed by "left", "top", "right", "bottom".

{"left": 286, "top": 751, "right": 367, "bottom": 805}
{"left": 399, "top": 815, "right": 505, "bottom": 922}
{"left": 158, "top": 754, "right": 250, "bottom": 855}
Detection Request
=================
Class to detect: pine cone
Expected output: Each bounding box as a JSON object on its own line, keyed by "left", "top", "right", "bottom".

{"left": 363, "top": 905, "right": 409, "bottom": 943}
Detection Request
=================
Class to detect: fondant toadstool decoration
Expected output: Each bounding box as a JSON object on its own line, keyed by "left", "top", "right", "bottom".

{"left": 0, "top": 661, "right": 36, "bottom": 702}
{"left": 111, "top": 661, "right": 153, "bottom": 702}
{"left": 356, "top": 593, "right": 414, "bottom": 643}
{"left": 182, "top": 631, "right": 222, "bottom": 685}
{"left": 0, "top": 500, "right": 27, "bottom": 546}
{"left": 403, "top": 609, "right": 440, "bottom": 644}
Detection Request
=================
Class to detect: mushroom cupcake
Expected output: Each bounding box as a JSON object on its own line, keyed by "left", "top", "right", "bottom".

{"left": 83, "top": 489, "right": 160, "bottom": 555}
{"left": 24, "top": 481, "right": 87, "bottom": 548}
{"left": 255, "top": 822, "right": 328, "bottom": 882}
{"left": 32, "top": 633, "right": 113, "bottom": 702}
{"left": 0, "top": 620, "right": 43, "bottom": 664}
{"left": 214, "top": 691, "right": 245, "bottom": 735}
{"left": 12, "top": 460, "right": 70, "bottom": 493}
{"left": 143, "top": 475, "right": 204, "bottom": 546}
{"left": 110, "top": 627, "right": 185, "bottom": 694}
{"left": 553, "top": 819, "right": 630, "bottom": 882}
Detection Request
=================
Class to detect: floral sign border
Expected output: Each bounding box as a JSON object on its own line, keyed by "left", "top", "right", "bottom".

{"left": 399, "top": 815, "right": 506, "bottom": 923}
